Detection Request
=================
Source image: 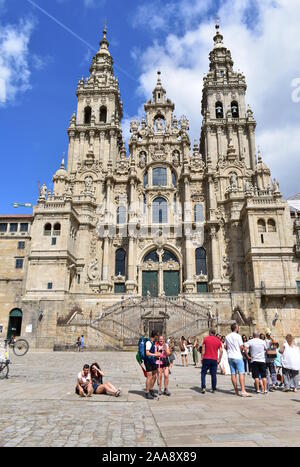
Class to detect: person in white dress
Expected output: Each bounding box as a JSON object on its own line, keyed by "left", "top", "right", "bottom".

{"left": 219, "top": 336, "right": 230, "bottom": 375}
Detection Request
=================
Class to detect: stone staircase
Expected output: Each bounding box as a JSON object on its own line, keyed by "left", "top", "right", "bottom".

{"left": 57, "top": 296, "right": 214, "bottom": 350}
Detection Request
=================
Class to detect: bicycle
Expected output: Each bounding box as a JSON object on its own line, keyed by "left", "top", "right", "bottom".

{"left": 8, "top": 337, "right": 29, "bottom": 356}
{"left": 0, "top": 341, "right": 10, "bottom": 379}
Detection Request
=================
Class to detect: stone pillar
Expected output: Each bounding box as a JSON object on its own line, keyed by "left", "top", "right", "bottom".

{"left": 208, "top": 175, "right": 217, "bottom": 216}
{"left": 216, "top": 127, "right": 222, "bottom": 160}
{"left": 183, "top": 177, "right": 194, "bottom": 293}
{"left": 209, "top": 226, "right": 221, "bottom": 292}
{"left": 89, "top": 130, "right": 95, "bottom": 153}
{"left": 102, "top": 237, "right": 110, "bottom": 281}
{"left": 248, "top": 125, "right": 256, "bottom": 170}
{"left": 237, "top": 126, "right": 244, "bottom": 162}
{"left": 109, "top": 130, "right": 117, "bottom": 163}
{"left": 67, "top": 130, "right": 75, "bottom": 172}
{"left": 99, "top": 130, "right": 105, "bottom": 161}
{"left": 79, "top": 132, "right": 85, "bottom": 160}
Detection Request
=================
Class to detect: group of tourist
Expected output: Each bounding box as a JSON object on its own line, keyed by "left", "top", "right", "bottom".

{"left": 75, "top": 324, "right": 300, "bottom": 400}
{"left": 200, "top": 324, "right": 300, "bottom": 396}
{"left": 76, "top": 362, "right": 121, "bottom": 398}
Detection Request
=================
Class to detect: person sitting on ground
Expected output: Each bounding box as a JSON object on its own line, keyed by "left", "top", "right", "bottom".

{"left": 90, "top": 362, "right": 121, "bottom": 397}
{"left": 244, "top": 331, "right": 268, "bottom": 394}
{"left": 76, "top": 364, "right": 93, "bottom": 397}
{"left": 144, "top": 330, "right": 160, "bottom": 400}
{"left": 155, "top": 336, "right": 171, "bottom": 396}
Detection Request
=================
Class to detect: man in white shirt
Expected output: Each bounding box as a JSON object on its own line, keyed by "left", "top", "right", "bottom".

{"left": 244, "top": 331, "right": 267, "bottom": 393}
{"left": 225, "top": 324, "right": 251, "bottom": 397}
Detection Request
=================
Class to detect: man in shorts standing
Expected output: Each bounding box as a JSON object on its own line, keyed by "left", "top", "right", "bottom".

{"left": 244, "top": 331, "right": 268, "bottom": 394}
{"left": 225, "top": 323, "right": 251, "bottom": 397}
{"left": 144, "top": 330, "right": 160, "bottom": 400}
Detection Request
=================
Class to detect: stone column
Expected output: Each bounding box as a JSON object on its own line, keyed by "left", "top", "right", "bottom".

{"left": 208, "top": 175, "right": 217, "bottom": 215}
{"left": 183, "top": 178, "right": 195, "bottom": 293}
{"left": 109, "top": 130, "right": 117, "bottom": 164}
{"left": 102, "top": 236, "right": 110, "bottom": 282}
{"left": 99, "top": 130, "right": 105, "bottom": 161}
{"left": 79, "top": 132, "right": 85, "bottom": 160}
{"left": 216, "top": 126, "right": 222, "bottom": 160}
{"left": 237, "top": 126, "right": 244, "bottom": 162}
{"left": 89, "top": 130, "right": 95, "bottom": 153}
{"left": 248, "top": 125, "right": 256, "bottom": 170}
{"left": 210, "top": 226, "right": 221, "bottom": 292}
{"left": 67, "top": 130, "right": 75, "bottom": 172}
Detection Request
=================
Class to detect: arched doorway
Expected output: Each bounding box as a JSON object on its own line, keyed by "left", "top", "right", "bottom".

{"left": 7, "top": 309, "right": 23, "bottom": 340}
{"left": 142, "top": 248, "right": 180, "bottom": 297}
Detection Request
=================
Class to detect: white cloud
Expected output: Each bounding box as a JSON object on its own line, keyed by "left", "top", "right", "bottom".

{"left": 127, "top": 0, "right": 300, "bottom": 198}
{"left": 0, "top": 18, "right": 35, "bottom": 105}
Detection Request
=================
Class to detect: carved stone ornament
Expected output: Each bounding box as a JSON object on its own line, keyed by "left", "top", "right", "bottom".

{"left": 87, "top": 259, "right": 100, "bottom": 281}
{"left": 151, "top": 144, "right": 167, "bottom": 162}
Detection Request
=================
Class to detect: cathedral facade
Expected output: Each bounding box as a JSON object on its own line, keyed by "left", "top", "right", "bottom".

{"left": 1, "top": 25, "right": 300, "bottom": 349}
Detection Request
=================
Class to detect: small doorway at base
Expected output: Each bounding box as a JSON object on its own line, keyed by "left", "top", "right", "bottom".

{"left": 7, "top": 309, "right": 23, "bottom": 340}
{"left": 148, "top": 320, "right": 165, "bottom": 337}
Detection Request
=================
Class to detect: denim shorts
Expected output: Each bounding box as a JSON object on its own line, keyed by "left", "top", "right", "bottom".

{"left": 228, "top": 358, "right": 245, "bottom": 375}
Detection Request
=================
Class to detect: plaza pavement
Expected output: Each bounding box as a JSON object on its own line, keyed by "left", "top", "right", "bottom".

{"left": 0, "top": 351, "right": 300, "bottom": 447}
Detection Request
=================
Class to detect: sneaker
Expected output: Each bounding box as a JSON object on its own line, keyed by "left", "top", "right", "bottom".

{"left": 158, "top": 389, "right": 162, "bottom": 396}
{"left": 146, "top": 392, "right": 154, "bottom": 400}
{"left": 201, "top": 389, "right": 206, "bottom": 394}
{"left": 164, "top": 389, "right": 171, "bottom": 396}
{"left": 115, "top": 389, "right": 121, "bottom": 397}
{"left": 150, "top": 390, "right": 157, "bottom": 398}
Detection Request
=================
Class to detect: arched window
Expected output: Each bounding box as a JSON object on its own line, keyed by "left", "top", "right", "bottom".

{"left": 117, "top": 206, "right": 126, "bottom": 225}
{"left": 115, "top": 248, "right": 126, "bottom": 276}
{"left": 53, "top": 223, "right": 61, "bottom": 236}
{"left": 144, "top": 250, "right": 159, "bottom": 262}
{"left": 194, "top": 204, "right": 204, "bottom": 223}
{"left": 258, "top": 219, "right": 266, "bottom": 233}
{"left": 215, "top": 101, "right": 224, "bottom": 119}
{"left": 152, "top": 197, "right": 168, "bottom": 224}
{"left": 195, "top": 248, "right": 207, "bottom": 275}
{"left": 231, "top": 101, "right": 239, "bottom": 118}
{"left": 44, "top": 223, "right": 52, "bottom": 236}
{"left": 84, "top": 106, "right": 92, "bottom": 125}
{"left": 267, "top": 219, "right": 276, "bottom": 232}
{"left": 100, "top": 106, "right": 107, "bottom": 123}
{"left": 162, "top": 250, "right": 178, "bottom": 263}
{"left": 152, "top": 167, "right": 167, "bottom": 186}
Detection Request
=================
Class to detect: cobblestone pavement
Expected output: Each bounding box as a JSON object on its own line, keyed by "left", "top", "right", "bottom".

{"left": 1, "top": 351, "right": 300, "bottom": 447}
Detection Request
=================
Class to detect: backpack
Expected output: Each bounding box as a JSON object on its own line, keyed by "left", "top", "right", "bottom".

{"left": 137, "top": 336, "right": 151, "bottom": 362}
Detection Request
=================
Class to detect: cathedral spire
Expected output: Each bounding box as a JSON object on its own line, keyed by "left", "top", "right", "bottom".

{"left": 98, "top": 24, "right": 111, "bottom": 57}
{"left": 213, "top": 18, "right": 224, "bottom": 48}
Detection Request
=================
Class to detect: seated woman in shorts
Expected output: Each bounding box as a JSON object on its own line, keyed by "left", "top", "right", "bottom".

{"left": 76, "top": 364, "right": 93, "bottom": 397}
{"left": 90, "top": 362, "right": 121, "bottom": 397}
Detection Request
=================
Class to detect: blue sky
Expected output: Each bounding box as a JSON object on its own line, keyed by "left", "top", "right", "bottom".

{"left": 0, "top": 0, "right": 299, "bottom": 214}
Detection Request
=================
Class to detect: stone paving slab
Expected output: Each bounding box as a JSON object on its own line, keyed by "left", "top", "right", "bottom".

{"left": 0, "top": 351, "right": 300, "bottom": 447}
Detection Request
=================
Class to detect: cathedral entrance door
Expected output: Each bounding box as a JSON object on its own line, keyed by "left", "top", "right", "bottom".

{"left": 163, "top": 271, "right": 179, "bottom": 297}
{"left": 142, "top": 271, "right": 158, "bottom": 297}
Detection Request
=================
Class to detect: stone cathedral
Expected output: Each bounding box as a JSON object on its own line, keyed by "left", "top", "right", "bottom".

{"left": 1, "top": 24, "right": 300, "bottom": 349}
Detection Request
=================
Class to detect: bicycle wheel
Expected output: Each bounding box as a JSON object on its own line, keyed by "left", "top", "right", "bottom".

{"left": 13, "top": 339, "right": 29, "bottom": 356}
{"left": 0, "top": 362, "right": 9, "bottom": 379}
